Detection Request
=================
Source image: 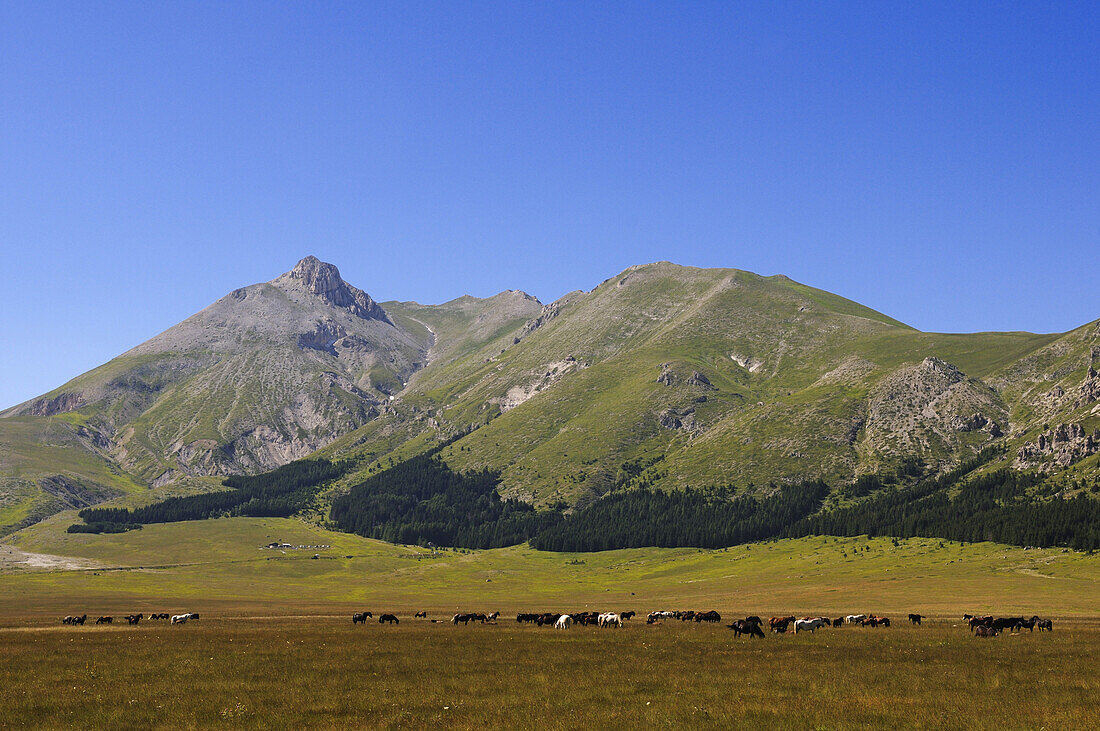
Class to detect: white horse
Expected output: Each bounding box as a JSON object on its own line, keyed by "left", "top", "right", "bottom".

{"left": 794, "top": 619, "right": 819, "bottom": 633}
{"left": 599, "top": 612, "right": 622, "bottom": 628}
{"left": 846, "top": 614, "right": 867, "bottom": 624}
{"left": 555, "top": 614, "right": 573, "bottom": 630}
{"left": 171, "top": 614, "right": 189, "bottom": 624}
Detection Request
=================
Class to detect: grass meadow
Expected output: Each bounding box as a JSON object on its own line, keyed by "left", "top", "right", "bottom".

{"left": 1, "top": 616, "right": 1098, "bottom": 729}
{"left": 3, "top": 516, "right": 1100, "bottom": 727}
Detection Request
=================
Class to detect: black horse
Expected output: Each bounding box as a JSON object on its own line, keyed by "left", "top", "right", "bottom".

{"left": 379, "top": 614, "right": 399, "bottom": 624}
{"left": 728, "top": 620, "right": 765, "bottom": 638}
{"left": 908, "top": 613, "right": 923, "bottom": 625}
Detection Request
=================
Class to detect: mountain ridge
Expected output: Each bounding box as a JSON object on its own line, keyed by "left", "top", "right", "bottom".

{"left": 2, "top": 257, "right": 1098, "bottom": 536}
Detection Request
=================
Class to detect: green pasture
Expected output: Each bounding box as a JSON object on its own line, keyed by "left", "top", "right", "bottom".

{"left": 4, "top": 515, "right": 1100, "bottom": 618}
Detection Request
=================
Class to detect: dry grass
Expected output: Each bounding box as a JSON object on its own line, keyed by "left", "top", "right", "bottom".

{"left": 1, "top": 616, "right": 1097, "bottom": 729}
{"left": 4, "top": 520, "right": 1100, "bottom": 727}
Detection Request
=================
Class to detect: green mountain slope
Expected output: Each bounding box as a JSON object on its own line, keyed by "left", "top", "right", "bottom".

{"left": 339, "top": 263, "right": 1068, "bottom": 509}
{"left": 4, "top": 259, "right": 1098, "bottom": 536}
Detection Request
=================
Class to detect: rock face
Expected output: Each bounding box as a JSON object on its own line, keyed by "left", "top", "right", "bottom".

{"left": 281, "top": 256, "right": 391, "bottom": 323}
{"left": 864, "top": 358, "right": 1007, "bottom": 460}
{"left": 1017, "top": 423, "right": 1100, "bottom": 470}
{"left": 26, "top": 392, "right": 85, "bottom": 417}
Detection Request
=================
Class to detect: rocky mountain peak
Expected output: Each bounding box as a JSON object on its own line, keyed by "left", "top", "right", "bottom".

{"left": 281, "top": 256, "right": 391, "bottom": 323}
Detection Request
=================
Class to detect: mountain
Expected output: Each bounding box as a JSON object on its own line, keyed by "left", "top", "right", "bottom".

{"left": 3, "top": 258, "right": 1099, "bottom": 536}
{"left": 339, "top": 262, "right": 1096, "bottom": 509}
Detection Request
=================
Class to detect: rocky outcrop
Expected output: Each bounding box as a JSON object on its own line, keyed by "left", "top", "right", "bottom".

{"left": 688, "top": 371, "right": 714, "bottom": 389}
{"left": 521, "top": 301, "right": 565, "bottom": 337}
{"left": 1016, "top": 422, "right": 1100, "bottom": 470}
{"left": 730, "top": 353, "right": 764, "bottom": 373}
{"left": 864, "top": 357, "right": 1007, "bottom": 458}
{"left": 1079, "top": 367, "right": 1100, "bottom": 406}
{"left": 658, "top": 407, "right": 696, "bottom": 430}
{"left": 297, "top": 320, "right": 347, "bottom": 355}
{"left": 37, "top": 475, "right": 122, "bottom": 510}
{"left": 494, "top": 359, "right": 589, "bottom": 412}
{"left": 949, "top": 412, "right": 1002, "bottom": 437}
{"left": 657, "top": 363, "right": 677, "bottom": 386}
{"left": 285, "top": 256, "right": 391, "bottom": 323}
{"left": 26, "top": 392, "right": 85, "bottom": 416}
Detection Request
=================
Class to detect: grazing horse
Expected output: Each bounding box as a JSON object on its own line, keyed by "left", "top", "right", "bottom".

{"left": 794, "top": 619, "right": 820, "bottom": 634}
{"left": 695, "top": 610, "right": 722, "bottom": 623}
{"left": 1016, "top": 616, "right": 1038, "bottom": 632}
{"left": 832, "top": 617, "right": 845, "bottom": 627}
{"left": 908, "top": 614, "right": 923, "bottom": 626}
{"left": 352, "top": 612, "right": 370, "bottom": 624}
{"left": 598, "top": 613, "right": 623, "bottom": 628}
{"left": 555, "top": 615, "right": 573, "bottom": 630}
{"left": 171, "top": 614, "right": 189, "bottom": 624}
{"left": 486, "top": 611, "right": 500, "bottom": 621}
{"left": 728, "top": 620, "right": 765, "bottom": 638}
{"left": 992, "top": 617, "right": 1024, "bottom": 633}
{"left": 414, "top": 611, "right": 427, "bottom": 618}
{"left": 125, "top": 614, "right": 142, "bottom": 625}
{"left": 974, "top": 625, "right": 998, "bottom": 638}
{"left": 846, "top": 614, "right": 867, "bottom": 625}
{"left": 95, "top": 616, "right": 112, "bottom": 625}
{"left": 62, "top": 614, "right": 87, "bottom": 625}
{"left": 770, "top": 616, "right": 795, "bottom": 634}
{"left": 452, "top": 613, "right": 473, "bottom": 625}
{"left": 379, "top": 614, "right": 399, "bottom": 625}
{"left": 1037, "top": 618, "right": 1053, "bottom": 632}
{"left": 968, "top": 616, "right": 993, "bottom": 631}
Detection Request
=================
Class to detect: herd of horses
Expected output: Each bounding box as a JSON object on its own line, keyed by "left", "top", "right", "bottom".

{"left": 60, "top": 608, "right": 1055, "bottom": 639}
{"left": 346, "top": 609, "right": 1056, "bottom": 640}
{"left": 352, "top": 612, "right": 400, "bottom": 624}
{"left": 345, "top": 609, "right": 891, "bottom": 633}
{"left": 964, "top": 614, "right": 1053, "bottom": 636}
{"left": 60, "top": 612, "right": 198, "bottom": 626}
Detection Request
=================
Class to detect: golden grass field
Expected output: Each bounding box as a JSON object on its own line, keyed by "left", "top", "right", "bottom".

{"left": 2, "top": 616, "right": 1098, "bottom": 729}
{"left": 2, "top": 515, "right": 1100, "bottom": 728}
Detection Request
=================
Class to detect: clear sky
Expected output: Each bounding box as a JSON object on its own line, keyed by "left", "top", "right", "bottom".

{"left": 1, "top": 2, "right": 1098, "bottom": 409}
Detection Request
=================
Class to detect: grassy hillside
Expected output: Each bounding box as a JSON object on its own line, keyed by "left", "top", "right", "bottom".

{"left": 338, "top": 263, "right": 1067, "bottom": 507}
{"left": 0, "top": 416, "right": 145, "bottom": 536}
{"left": 5, "top": 515, "right": 1100, "bottom": 617}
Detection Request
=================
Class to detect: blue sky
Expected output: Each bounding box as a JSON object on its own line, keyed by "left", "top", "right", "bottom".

{"left": 1, "top": 2, "right": 1098, "bottom": 409}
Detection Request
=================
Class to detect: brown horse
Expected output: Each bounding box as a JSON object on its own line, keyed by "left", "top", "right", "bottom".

{"left": 770, "top": 616, "right": 795, "bottom": 633}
